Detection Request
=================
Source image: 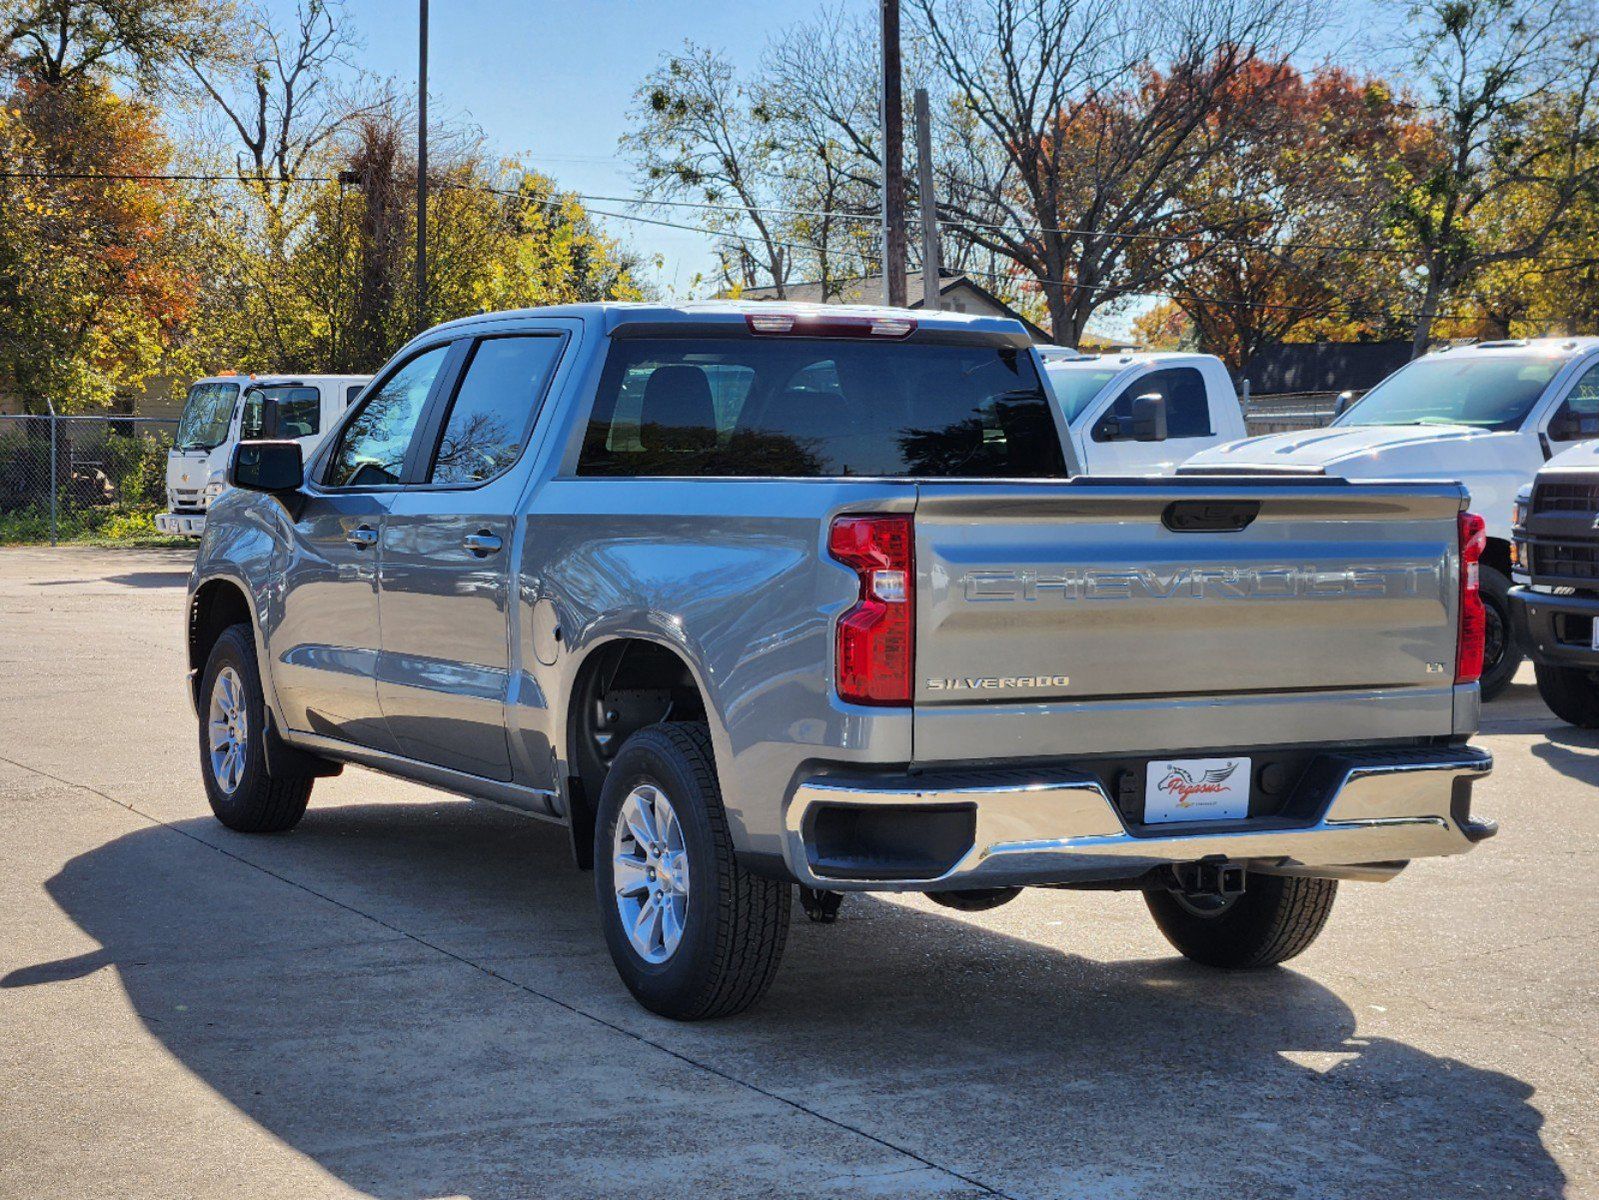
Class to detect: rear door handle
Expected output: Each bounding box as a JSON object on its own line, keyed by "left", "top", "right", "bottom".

{"left": 345, "top": 524, "right": 379, "bottom": 548}
{"left": 462, "top": 531, "right": 503, "bottom": 556}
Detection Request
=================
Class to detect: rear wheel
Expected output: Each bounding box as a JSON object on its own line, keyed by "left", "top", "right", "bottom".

{"left": 1478, "top": 566, "right": 1522, "bottom": 701}
{"left": 1534, "top": 662, "right": 1599, "bottom": 728}
{"left": 199, "top": 625, "right": 312, "bottom": 833}
{"left": 594, "top": 722, "right": 790, "bottom": 1019}
{"left": 1145, "top": 874, "right": 1336, "bottom": 968}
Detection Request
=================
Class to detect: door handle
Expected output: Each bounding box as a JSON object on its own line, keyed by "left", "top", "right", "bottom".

{"left": 462, "top": 530, "right": 503, "bottom": 557}
{"left": 345, "top": 524, "right": 379, "bottom": 549}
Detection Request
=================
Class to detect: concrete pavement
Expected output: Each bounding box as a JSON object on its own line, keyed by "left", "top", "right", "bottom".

{"left": 0, "top": 547, "right": 1594, "bottom": 1199}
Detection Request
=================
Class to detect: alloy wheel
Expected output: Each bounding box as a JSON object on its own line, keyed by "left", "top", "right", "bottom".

{"left": 612, "top": 783, "right": 690, "bottom": 963}
{"left": 208, "top": 665, "right": 248, "bottom": 794}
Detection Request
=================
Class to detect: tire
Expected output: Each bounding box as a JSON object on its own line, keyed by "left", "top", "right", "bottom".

{"left": 198, "top": 624, "right": 313, "bottom": 833}
{"left": 594, "top": 722, "right": 790, "bottom": 1020}
{"left": 1534, "top": 661, "right": 1599, "bottom": 728}
{"left": 1145, "top": 874, "right": 1337, "bottom": 969}
{"left": 1478, "top": 565, "right": 1522, "bottom": 701}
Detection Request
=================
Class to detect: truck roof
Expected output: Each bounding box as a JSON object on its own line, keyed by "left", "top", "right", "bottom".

{"left": 190, "top": 373, "right": 371, "bottom": 387}
{"left": 1039, "top": 347, "right": 1222, "bottom": 371}
{"left": 422, "top": 300, "right": 1033, "bottom": 345}
{"left": 1427, "top": 336, "right": 1599, "bottom": 361}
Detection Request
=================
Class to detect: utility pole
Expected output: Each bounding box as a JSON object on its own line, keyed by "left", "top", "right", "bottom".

{"left": 416, "top": 0, "right": 429, "bottom": 334}
{"left": 879, "top": 0, "right": 907, "bottom": 307}
{"left": 914, "top": 87, "right": 939, "bottom": 311}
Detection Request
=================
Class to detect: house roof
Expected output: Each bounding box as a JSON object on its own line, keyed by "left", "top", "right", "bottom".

{"left": 734, "top": 270, "right": 1052, "bottom": 343}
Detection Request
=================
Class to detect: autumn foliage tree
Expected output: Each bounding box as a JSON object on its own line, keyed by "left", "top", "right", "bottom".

{"left": 0, "top": 78, "right": 194, "bottom": 410}
{"left": 1156, "top": 65, "right": 1424, "bottom": 369}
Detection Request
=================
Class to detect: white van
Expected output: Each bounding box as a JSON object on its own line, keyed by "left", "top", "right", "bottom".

{"left": 1039, "top": 348, "right": 1247, "bottom": 474}
{"left": 157, "top": 374, "right": 370, "bottom": 536}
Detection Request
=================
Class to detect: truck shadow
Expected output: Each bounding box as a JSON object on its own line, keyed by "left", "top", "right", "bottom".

{"left": 1529, "top": 724, "right": 1599, "bottom": 787}
{"left": 4, "top": 802, "right": 1564, "bottom": 1200}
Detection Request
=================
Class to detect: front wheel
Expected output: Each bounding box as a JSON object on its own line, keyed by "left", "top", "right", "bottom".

{"left": 1478, "top": 565, "right": 1522, "bottom": 701}
{"left": 1145, "top": 874, "right": 1337, "bottom": 968}
{"left": 1534, "top": 662, "right": 1599, "bottom": 727}
{"left": 594, "top": 722, "right": 791, "bottom": 1020}
{"left": 198, "top": 625, "right": 313, "bottom": 832}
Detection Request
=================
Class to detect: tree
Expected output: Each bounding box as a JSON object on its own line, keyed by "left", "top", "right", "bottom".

{"left": 1, "top": 0, "right": 228, "bottom": 87}
{"left": 1387, "top": 0, "right": 1599, "bottom": 354}
{"left": 175, "top": 0, "right": 363, "bottom": 211}
{"left": 910, "top": 0, "right": 1321, "bottom": 344}
{"left": 624, "top": 42, "right": 794, "bottom": 295}
{"left": 1158, "top": 67, "right": 1421, "bottom": 369}
{"left": 176, "top": 98, "right": 647, "bottom": 376}
{"left": 0, "top": 78, "right": 194, "bottom": 409}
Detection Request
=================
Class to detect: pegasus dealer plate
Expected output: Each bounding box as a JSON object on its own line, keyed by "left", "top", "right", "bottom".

{"left": 1144, "top": 757, "right": 1252, "bottom": 824}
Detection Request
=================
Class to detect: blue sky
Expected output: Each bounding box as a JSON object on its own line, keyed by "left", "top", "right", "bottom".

{"left": 284, "top": 0, "right": 841, "bottom": 295}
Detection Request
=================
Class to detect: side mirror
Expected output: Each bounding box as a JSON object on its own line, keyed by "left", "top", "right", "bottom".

{"left": 230, "top": 440, "right": 303, "bottom": 495}
{"left": 1333, "top": 390, "right": 1356, "bottom": 418}
{"left": 1130, "top": 393, "right": 1168, "bottom": 442}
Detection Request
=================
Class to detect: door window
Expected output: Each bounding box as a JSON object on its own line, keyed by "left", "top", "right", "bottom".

{"left": 1547, "top": 363, "right": 1599, "bottom": 443}
{"left": 325, "top": 345, "right": 451, "bottom": 487}
{"left": 1093, "top": 367, "right": 1213, "bottom": 441}
{"left": 427, "top": 336, "right": 565, "bottom": 484}
{"left": 240, "top": 386, "right": 321, "bottom": 440}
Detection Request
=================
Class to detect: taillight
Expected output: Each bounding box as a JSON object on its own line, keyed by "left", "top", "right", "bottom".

{"left": 828, "top": 515, "right": 914, "bottom": 705}
{"left": 1456, "top": 511, "right": 1487, "bottom": 684}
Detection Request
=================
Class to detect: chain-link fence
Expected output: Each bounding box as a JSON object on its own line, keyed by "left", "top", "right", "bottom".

{"left": 1243, "top": 392, "right": 1347, "bottom": 436}
{"left": 0, "top": 413, "right": 179, "bottom": 545}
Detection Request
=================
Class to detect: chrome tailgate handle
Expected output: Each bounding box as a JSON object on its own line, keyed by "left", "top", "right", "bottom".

{"left": 345, "top": 524, "right": 378, "bottom": 548}
{"left": 462, "top": 530, "right": 503, "bottom": 557}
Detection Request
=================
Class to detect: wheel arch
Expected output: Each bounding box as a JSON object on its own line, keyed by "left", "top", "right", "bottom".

{"left": 562, "top": 635, "right": 713, "bottom": 869}
{"left": 188, "top": 576, "right": 258, "bottom": 711}
{"left": 1482, "top": 536, "right": 1512, "bottom": 580}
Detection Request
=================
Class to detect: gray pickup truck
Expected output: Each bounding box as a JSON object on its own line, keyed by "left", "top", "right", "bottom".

{"left": 185, "top": 301, "right": 1496, "bottom": 1019}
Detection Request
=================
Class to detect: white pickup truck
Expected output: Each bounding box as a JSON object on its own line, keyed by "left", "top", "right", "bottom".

{"left": 158, "top": 374, "right": 370, "bottom": 536}
{"left": 1039, "top": 348, "right": 1246, "bottom": 473}
{"left": 1186, "top": 336, "right": 1599, "bottom": 698}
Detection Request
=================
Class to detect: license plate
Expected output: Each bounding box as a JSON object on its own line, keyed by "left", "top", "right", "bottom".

{"left": 1144, "top": 757, "right": 1252, "bottom": 824}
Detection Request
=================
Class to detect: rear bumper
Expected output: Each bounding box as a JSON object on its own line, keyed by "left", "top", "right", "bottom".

{"left": 782, "top": 747, "right": 1494, "bottom": 891}
{"left": 155, "top": 511, "right": 206, "bottom": 537}
{"left": 1511, "top": 585, "right": 1599, "bottom": 667}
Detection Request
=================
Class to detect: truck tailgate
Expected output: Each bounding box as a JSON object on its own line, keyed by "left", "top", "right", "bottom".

{"left": 913, "top": 479, "right": 1466, "bottom": 759}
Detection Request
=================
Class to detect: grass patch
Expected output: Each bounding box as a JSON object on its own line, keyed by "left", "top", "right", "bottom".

{"left": 0, "top": 503, "right": 193, "bottom": 548}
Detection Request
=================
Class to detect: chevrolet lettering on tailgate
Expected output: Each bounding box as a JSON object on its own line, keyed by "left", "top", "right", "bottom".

{"left": 961, "top": 563, "right": 1442, "bottom": 602}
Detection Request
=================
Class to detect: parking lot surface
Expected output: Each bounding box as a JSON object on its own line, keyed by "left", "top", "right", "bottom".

{"left": 0, "top": 546, "right": 1594, "bottom": 1199}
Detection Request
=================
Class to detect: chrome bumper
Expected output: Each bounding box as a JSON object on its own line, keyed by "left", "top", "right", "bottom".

{"left": 783, "top": 748, "right": 1494, "bottom": 891}
{"left": 155, "top": 511, "right": 206, "bottom": 537}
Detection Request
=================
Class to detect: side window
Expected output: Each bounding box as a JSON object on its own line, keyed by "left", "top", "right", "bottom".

{"left": 240, "top": 386, "right": 321, "bottom": 440}
{"left": 1548, "top": 363, "right": 1599, "bottom": 442}
{"left": 345, "top": 384, "right": 365, "bottom": 408}
{"left": 325, "top": 345, "right": 451, "bottom": 487}
{"left": 427, "top": 335, "right": 565, "bottom": 484}
{"left": 1094, "top": 367, "right": 1213, "bottom": 441}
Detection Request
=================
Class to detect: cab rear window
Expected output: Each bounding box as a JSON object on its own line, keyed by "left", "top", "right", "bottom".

{"left": 576, "top": 337, "right": 1067, "bottom": 478}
